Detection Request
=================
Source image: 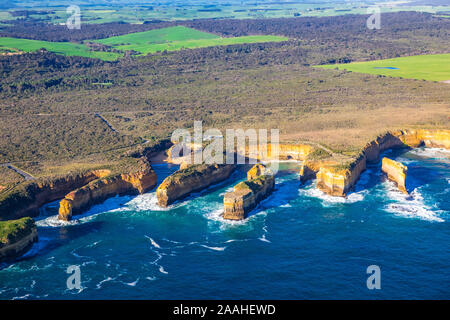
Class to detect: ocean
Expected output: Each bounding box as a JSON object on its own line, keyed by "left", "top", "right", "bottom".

{"left": 0, "top": 147, "right": 449, "bottom": 299}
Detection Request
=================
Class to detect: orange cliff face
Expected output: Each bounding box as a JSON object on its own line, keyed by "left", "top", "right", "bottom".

{"left": 302, "top": 129, "right": 449, "bottom": 197}
{"left": 315, "top": 156, "right": 366, "bottom": 197}
{"left": 58, "top": 158, "right": 157, "bottom": 221}
{"left": 382, "top": 157, "right": 408, "bottom": 194}
{"left": 0, "top": 170, "right": 111, "bottom": 221}
{"left": 236, "top": 143, "right": 314, "bottom": 162}
{"left": 156, "top": 163, "right": 235, "bottom": 207}
{"left": 224, "top": 164, "right": 275, "bottom": 220}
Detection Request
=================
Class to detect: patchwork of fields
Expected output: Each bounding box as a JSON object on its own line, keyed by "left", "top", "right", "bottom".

{"left": 0, "top": 26, "right": 288, "bottom": 59}
{"left": 316, "top": 54, "right": 450, "bottom": 82}
{"left": 94, "top": 26, "right": 288, "bottom": 54}
{"left": 1, "top": 1, "right": 450, "bottom": 23}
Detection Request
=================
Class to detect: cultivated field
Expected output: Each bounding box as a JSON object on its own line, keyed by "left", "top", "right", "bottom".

{"left": 317, "top": 53, "right": 450, "bottom": 82}
{"left": 0, "top": 37, "right": 121, "bottom": 60}
{"left": 93, "top": 26, "right": 288, "bottom": 54}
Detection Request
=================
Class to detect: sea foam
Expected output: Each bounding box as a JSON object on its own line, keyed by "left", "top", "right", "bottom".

{"left": 383, "top": 181, "right": 444, "bottom": 222}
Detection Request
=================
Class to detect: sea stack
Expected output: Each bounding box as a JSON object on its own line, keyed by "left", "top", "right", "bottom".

{"left": 157, "top": 163, "right": 236, "bottom": 207}
{"left": 382, "top": 157, "right": 408, "bottom": 194}
{"left": 223, "top": 164, "right": 275, "bottom": 220}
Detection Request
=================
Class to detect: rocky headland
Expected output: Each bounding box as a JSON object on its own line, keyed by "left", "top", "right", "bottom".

{"left": 0, "top": 217, "right": 38, "bottom": 262}
{"left": 300, "top": 129, "right": 449, "bottom": 196}
{"left": 58, "top": 157, "right": 157, "bottom": 221}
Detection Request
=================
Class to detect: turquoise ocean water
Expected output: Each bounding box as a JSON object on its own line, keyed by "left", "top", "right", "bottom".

{"left": 0, "top": 147, "right": 449, "bottom": 299}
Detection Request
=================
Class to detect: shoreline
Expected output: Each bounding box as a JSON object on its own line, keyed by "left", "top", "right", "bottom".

{"left": 0, "top": 128, "right": 448, "bottom": 261}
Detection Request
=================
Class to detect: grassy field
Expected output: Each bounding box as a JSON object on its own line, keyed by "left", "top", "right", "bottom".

{"left": 0, "top": 37, "right": 122, "bottom": 61}
{"left": 93, "top": 26, "right": 288, "bottom": 54}
{"left": 0, "top": 26, "right": 287, "bottom": 59}
{"left": 316, "top": 54, "right": 450, "bottom": 82}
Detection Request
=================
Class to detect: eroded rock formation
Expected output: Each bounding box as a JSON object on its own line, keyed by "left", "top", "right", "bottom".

{"left": 58, "top": 158, "right": 157, "bottom": 221}
{"left": 301, "top": 129, "right": 449, "bottom": 197}
{"left": 382, "top": 157, "right": 408, "bottom": 194}
{"left": 0, "top": 170, "right": 111, "bottom": 221}
{"left": 157, "top": 163, "right": 236, "bottom": 207}
{"left": 0, "top": 217, "right": 38, "bottom": 262}
{"left": 223, "top": 164, "right": 275, "bottom": 220}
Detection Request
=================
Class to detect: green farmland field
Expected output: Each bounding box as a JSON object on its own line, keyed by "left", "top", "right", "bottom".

{"left": 0, "top": 26, "right": 287, "bottom": 60}
{"left": 0, "top": 37, "right": 122, "bottom": 61}
{"left": 316, "top": 54, "right": 450, "bottom": 82}
{"left": 93, "top": 26, "right": 288, "bottom": 54}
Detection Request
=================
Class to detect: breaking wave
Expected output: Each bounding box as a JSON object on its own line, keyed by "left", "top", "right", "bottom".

{"left": 383, "top": 181, "right": 444, "bottom": 222}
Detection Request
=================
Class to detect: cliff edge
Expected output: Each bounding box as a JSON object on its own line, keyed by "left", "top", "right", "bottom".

{"left": 0, "top": 217, "right": 38, "bottom": 262}
{"left": 58, "top": 157, "right": 157, "bottom": 221}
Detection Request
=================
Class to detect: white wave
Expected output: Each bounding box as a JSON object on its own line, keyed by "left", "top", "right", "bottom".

{"left": 205, "top": 208, "right": 266, "bottom": 229}
{"left": 36, "top": 215, "right": 79, "bottom": 227}
{"left": 149, "top": 251, "right": 163, "bottom": 265}
{"left": 70, "top": 248, "right": 90, "bottom": 259}
{"left": 125, "top": 192, "right": 187, "bottom": 212}
{"left": 219, "top": 186, "right": 235, "bottom": 197}
{"left": 12, "top": 294, "right": 32, "bottom": 300}
{"left": 259, "top": 234, "right": 271, "bottom": 243}
{"left": 409, "top": 147, "right": 450, "bottom": 160}
{"left": 36, "top": 196, "right": 129, "bottom": 227}
{"left": 393, "top": 157, "right": 415, "bottom": 165}
{"left": 300, "top": 186, "right": 367, "bottom": 205}
{"left": 383, "top": 181, "right": 444, "bottom": 222}
{"left": 280, "top": 203, "right": 292, "bottom": 208}
{"left": 125, "top": 278, "right": 139, "bottom": 287}
{"left": 145, "top": 236, "right": 161, "bottom": 249}
{"left": 87, "top": 240, "right": 102, "bottom": 248}
{"left": 159, "top": 266, "right": 168, "bottom": 274}
{"left": 224, "top": 239, "right": 251, "bottom": 244}
{"left": 96, "top": 277, "right": 114, "bottom": 289}
{"left": 162, "top": 238, "right": 182, "bottom": 244}
{"left": 199, "top": 244, "right": 226, "bottom": 251}
{"left": 146, "top": 276, "right": 156, "bottom": 281}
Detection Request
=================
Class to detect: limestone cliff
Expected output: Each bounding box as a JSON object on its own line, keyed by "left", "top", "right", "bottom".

{"left": 0, "top": 217, "right": 38, "bottom": 262}
{"left": 236, "top": 143, "right": 314, "bottom": 162}
{"left": 58, "top": 158, "right": 157, "bottom": 221}
{"left": 157, "top": 163, "right": 236, "bottom": 207}
{"left": 0, "top": 170, "right": 111, "bottom": 221}
{"left": 382, "top": 157, "right": 408, "bottom": 194}
{"left": 302, "top": 129, "right": 449, "bottom": 197}
{"left": 316, "top": 155, "right": 367, "bottom": 197}
{"left": 224, "top": 164, "right": 275, "bottom": 220}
